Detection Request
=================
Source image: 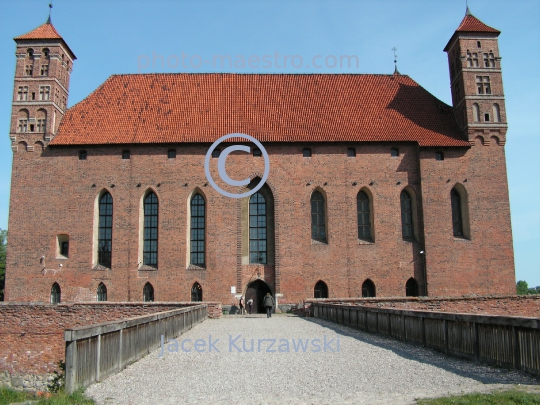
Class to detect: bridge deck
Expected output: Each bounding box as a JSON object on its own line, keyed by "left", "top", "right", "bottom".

{"left": 85, "top": 314, "right": 538, "bottom": 405}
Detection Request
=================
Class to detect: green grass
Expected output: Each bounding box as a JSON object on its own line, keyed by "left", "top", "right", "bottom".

{"left": 416, "top": 389, "right": 540, "bottom": 405}
{"left": 0, "top": 387, "right": 29, "bottom": 405}
{"left": 0, "top": 388, "right": 94, "bottom": 405}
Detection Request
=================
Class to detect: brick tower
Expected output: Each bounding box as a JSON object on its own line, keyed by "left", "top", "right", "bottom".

{"left": 444, "top": 7, "right": 507, "bottom": 144}
{"left": 10, "top": 17, "right": 75, "bottom": 151}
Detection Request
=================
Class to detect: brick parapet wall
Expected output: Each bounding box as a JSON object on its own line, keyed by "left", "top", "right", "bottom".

{"left": 0, "top": 302, "right": 217, "bottom": 379}
{"left": 305, "top": 295, "right": 540, "bottom": 318}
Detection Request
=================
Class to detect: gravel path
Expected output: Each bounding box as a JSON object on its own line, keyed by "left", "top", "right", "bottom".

{"left": 85, "top": 314, "right": 538, "bottom": 405}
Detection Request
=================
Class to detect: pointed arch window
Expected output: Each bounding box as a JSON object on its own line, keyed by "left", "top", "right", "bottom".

{"left": 400, "top": 190, "right": 414, "bottom": 238}
{"left": 98, "top": 192, "right": 113, "bottom": 268}
{"left": 191, "top": 282, "right": 203, "bottom": 302}
{"left": 190, "top": 194, "right": 205, "bottom": 266}
{"left": 451, "top": 188, "right": 463, "bottom": 237}
{"left": 406, "top": 278, "right": 418, "bottom": 297}
{"left": 362, "top": 279, "right": 376, "bottom": 298}
{"left": 314, "top": 280, "right": 328, "bottom": 299}
{"left": 97, "top": 283, "right": 107, "bottom": 301}
{"left": 311, "top": 191, "right": 326, "bottom": 242}
{"left": 143, "top": 282, "right": 154, "bottom": 302}
{"left": 357, "top": 191, "right": 372, "bottom": 241}
{"left": 249, "top": 192, "right": 267, "bottom": 264}
{"left": 143, "top": 192, "right": 158, "bottom": 266}
{"left": 50, "top": 283, "right": 61, "bottom": 304}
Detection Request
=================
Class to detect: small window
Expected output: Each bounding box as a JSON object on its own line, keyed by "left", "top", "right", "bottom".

{"left": 122, "top": 150, "right": 130, "bottom": 159}
{"left": 29, "top": 124, "right": 35, "bottom": 132}
{"left": 42, "top": 48, "right": 50, "bottom": 58}
{"left": 211, "top": 148, "right": 221, "bottom": 158}
{"left": 168, "top": 149, "right": 176, "bottom": 159}
{"left": 391, "top": 148, "right": 399, "bottom": 157}
{"left": 362, "top": 279, "right": 376, "bottom": 298}
{"left": 40, "top": 65, "right": 49, "bottom": 76}
{"left": 79, "top": 150, "right": 87, "bottom": 160}
{"left": 27, "top": 48, "right": 34, "bottom": 59}
{"left": 477, "top": 41, "right": 481, "bottom": 48}
{"left": 347, "top": 147, "right": 356, "bottom": 157}
{"left": 143, "top": 282, "right": 154, "bottom": 302}
{"left": 50, "top": 283, "right": 61, "bottom": 304}
{"left": 253, "top": 148, "right": 262, "bottom": 157}
{"left": 57, "top": 234, "right": 69, "bottom": 258}
{"left": 191, "top": 282, "right": 203, "bottom": 302}
{"left": 97, "top": 283, "right": 107, "bottom": 302}
{"left": 484, "top": 113, "right": 490, "bottom": 122}
{"left": 25, "top": 65, "right": 33, "bottom": 76}
{"left": 303, "top": 148, "right": 312, "bottom": 157}
{"left": 435, "top": 152, "right": 444, "bottom": 161}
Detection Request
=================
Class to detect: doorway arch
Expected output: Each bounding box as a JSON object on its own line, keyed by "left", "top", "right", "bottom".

{"left": 245, "top": 279, "right": 273, "bottom": 314}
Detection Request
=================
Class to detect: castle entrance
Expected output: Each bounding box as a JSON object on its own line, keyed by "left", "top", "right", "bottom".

{"left": 245, "top": 279, "right": 273, "bottom": 314}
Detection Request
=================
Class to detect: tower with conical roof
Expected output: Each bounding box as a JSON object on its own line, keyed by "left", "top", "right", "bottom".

{"left": 444, "top": 7, "right": 506, "bottom": 145}
{"left": 10, "top": 17, "right": 76, "bottom": 150}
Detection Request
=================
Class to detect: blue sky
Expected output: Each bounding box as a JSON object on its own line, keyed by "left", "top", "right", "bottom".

{"left": 1, "top": 0, "right": 539, "bottom": 287}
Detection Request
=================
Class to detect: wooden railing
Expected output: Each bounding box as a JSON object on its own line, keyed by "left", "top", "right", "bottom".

{"left": 64, "top": 304, "right": 207, "bottom": 393}
{"left": 311, "top": 303, "right": 539, "bottom": 376}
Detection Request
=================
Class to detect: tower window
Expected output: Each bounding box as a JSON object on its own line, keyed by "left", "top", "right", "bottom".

{"left": 42, "top": 48, "right": 50, "bottom": 58}
{"left": 435, "top": 152, "right": 444, "bottom": 161}
{"left": 466, "top": 52, "right": 479, "bottom": 67}
{"left": 122, "top": 150, "right": 130, "bottom": 159}
{"left": 168, "top": 149, "right": 176, "bottom": 159}
{"left": 18, "top": 119, "right": 28, "bottom": 133}
{"left": 303, "top": 148, "right": 312, "bottom": 157}
{"left": 27, "top": 48, "right": 34, "bottom": 59}
{"left": 79, "top": 150, "right": 87, "bottom": 160}
{"left": 484, "top": 113, "right": 490, "bottom": 122}
{"left": 39, "top": 86, "right": 50, "bottom": 101}
{"left": 476, "top": 76, "right": 491, "bottom": 94}
{"left": 37, "top": 119, "right": 46, "bottom": 132}
{"left": 40, "top": 65, "right": 49, "bottom": 76}
{"left": 253, "top": 148, "right": 262, "bottom": 157}
{"left": 477, "top": 41, "right": 481, "bottom": 48}
{"left": 17, "top": 86, "right": 28, "bottom": 101}
{"left": 390, "top": 147, "right": 399, "bottom": 157}
{"left": 25, "top": 65, "right": 33, "bottom": 76}
{"left": 347, "top": 147, "right": 356, "bottom": 157}
{"left": 29, "top": 124, "right": 35, "bottom": 132}
{"left": 484, "top": 52, "right": 495, "bottom": 68}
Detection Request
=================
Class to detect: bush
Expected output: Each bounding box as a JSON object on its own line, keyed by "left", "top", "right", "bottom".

{"left": 47, "top": 360, "right": 66, "bottom": 393}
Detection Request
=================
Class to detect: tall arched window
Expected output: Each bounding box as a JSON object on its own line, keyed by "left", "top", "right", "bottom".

{"left": 472, "top": 103, "right": 480, "bottom": 122}
{"left": 451, "top": 188, "right": 463, "bottom": 237}
{"left": 400, "top": 190, "right": 414, "bottom": 238}
{"left": 405, "top": 278, "right": 418, "bottom": 297}
{"left": 97, "top": 282, "right": 107, "bottom": 301}
{"left": 314, "top": 280, "right": 328, "bottom": 299}
{"left": 50, "top": 283, "right": 61, "bottom": 304}
{"left": 493, "top": 103, "right": 501, "bottom": 122}
{"left": 357, "top": 191, "right": 371, "bottom": 241}
{"left": 36, "top": 109, "right": 47, "bottom": 132}
{"left": 143, "top": 192, "right": 158, "bottom": 266}
{"left": 98, "top": 192, "right": 113, "bottom": 268}
{"left": 362, "top": 279, "right": 376, "bottom": 298}
{"left": 311, "top": 191, "right": 326, "bottom": 242}
{"left": 191, "top": 282, "right": 203, "bottom": 302}
{"left": 190, "top": 194, "right": 205, "bottom": 266}
{"left": 143, "top": 282, "right": 154, "bottom": 302}
{"left": 249, "top": 192, "right": 267, "bottom": 264}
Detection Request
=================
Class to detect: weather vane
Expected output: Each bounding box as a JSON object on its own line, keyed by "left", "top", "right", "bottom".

{"left": 391, "top": 47, "right": 399, "bottom": 74}
{"left": 47, "top": 1, "right": 53, "bottom": 23}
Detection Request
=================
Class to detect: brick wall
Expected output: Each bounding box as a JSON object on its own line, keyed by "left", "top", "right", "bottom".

{"left": 0, "top": 302, "right": 203, "bottom": 376}
{"left": 306, "top": 296, "right": 540, "bottom": 318}
{"left": 5, "top": 140, "right": 515, "bottom": 304}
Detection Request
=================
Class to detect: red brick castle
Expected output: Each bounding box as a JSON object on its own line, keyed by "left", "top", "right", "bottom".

{"left": 5, "top": 9, "right": 515, "bottom": 311}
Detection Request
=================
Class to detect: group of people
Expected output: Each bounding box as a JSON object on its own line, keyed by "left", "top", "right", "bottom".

{"left": 237, "top": 293, "right": 274, "bottom": 318}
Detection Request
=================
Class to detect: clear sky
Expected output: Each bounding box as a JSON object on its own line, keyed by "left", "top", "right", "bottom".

{"left": 1, "top": 0, "right": 539, "bottom": 287}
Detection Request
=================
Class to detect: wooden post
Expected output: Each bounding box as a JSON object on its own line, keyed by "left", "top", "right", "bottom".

{"left": 64, "top": 337, "right": 77, "bottom": 394}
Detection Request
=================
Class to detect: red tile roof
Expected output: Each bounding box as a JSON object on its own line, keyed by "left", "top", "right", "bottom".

{"left": 51, "top": 73, "right": 468, "bottom": 147}
{"left": 14, "top": 22, "right": 63, "bottom": 40}
{"left": 456, "top": 14, "right": 500, "bottom": 33}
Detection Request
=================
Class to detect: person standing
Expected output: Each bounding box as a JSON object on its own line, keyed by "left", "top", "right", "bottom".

{"left": 239, "top": 296, "right": 244, "bottom": 315}
{"left": 247, "top": 298, "right": 253, "bottom": 315}
{"left": 263, "top": 293, "right": 274, "bottom": 318}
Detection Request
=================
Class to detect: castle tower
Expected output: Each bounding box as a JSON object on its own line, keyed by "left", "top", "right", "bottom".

{"left": 444, "top": 8, "right": 507, "bottom": 144}
{"left": 10, "top": 18, "right": 76, "bottom": 150}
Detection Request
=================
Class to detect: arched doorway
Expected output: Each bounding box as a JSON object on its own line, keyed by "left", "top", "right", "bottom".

{"left": 245, "top": 279, "right": 273, "bottom": 314}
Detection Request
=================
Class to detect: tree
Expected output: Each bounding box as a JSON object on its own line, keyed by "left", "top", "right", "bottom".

{"left": 516, "top": 280, "right": 528, "bottom": 295}
{"left": 0, "top": 229, "right": 6, "bottom": 301}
